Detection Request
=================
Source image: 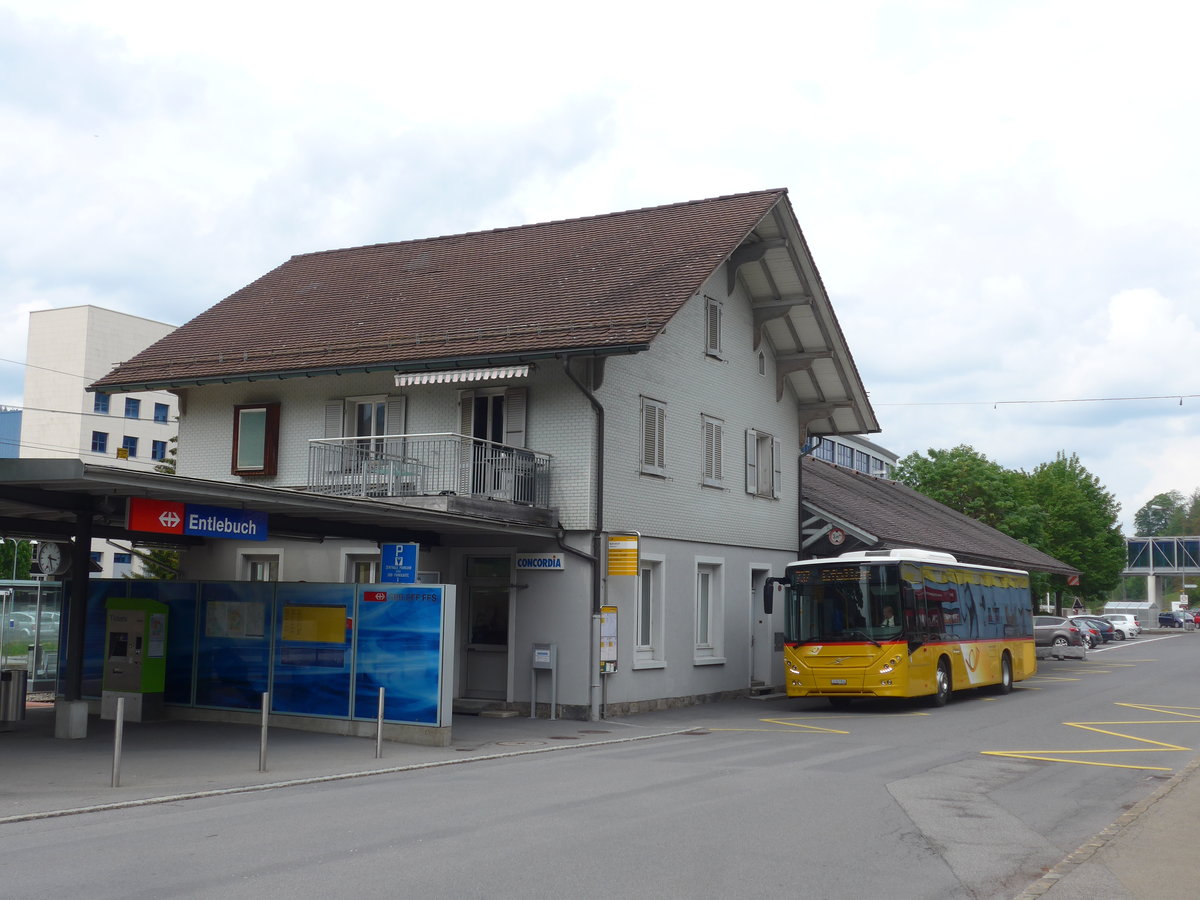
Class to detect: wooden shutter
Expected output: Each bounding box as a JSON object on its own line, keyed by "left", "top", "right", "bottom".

{"left": 323, "top": 402, "right": 345, "bottom": 474}
{"left": 384, "top": 396, "right": 407, "bottom": 457}
{"left": 504, "top": 387, "right": 527, "bottom": 448}
{"left": 706, "top": 297, "right": 722, "bottom": 356}
{"left": 703, "top": 417, "right": 722, "bottom": 483}
{"left": 745, "top": 429, "right": 758, "bottom": 494}
{"left": 772, "top": 437, "right": 783, "bottom": 499}
{"left": 324, "top": 403, "right": 344, "bottom": 438}
{"left": 458, "top": 390, "right": 475, "bottom": 494}
{"left": 642, "top": 400, "right": 665, "bottom": 472}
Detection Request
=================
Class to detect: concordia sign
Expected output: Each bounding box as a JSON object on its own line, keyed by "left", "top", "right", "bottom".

{"left": 127, "top": 497, "right": 268, "bottom": 541}
{"left": 515, "top": 553, "right": 564, "bottom": 571}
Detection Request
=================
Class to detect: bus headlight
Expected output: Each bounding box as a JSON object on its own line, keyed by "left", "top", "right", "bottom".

{"left": 879, "top": 655, "right": 902, "bottom": 674}
{"left": 786, "top": 659, "right": 801, "bottom": 675}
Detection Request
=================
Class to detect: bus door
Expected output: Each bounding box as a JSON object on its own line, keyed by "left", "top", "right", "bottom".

{"left": 904, "top": 579, "right": 937, "bottom": 696}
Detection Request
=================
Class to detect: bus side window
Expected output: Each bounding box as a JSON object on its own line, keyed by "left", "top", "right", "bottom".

{"left": 902, "top": 581, "right": 927, "bottom": 641}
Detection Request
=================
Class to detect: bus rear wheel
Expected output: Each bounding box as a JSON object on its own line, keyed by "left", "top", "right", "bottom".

{"left": 928, "top": 659, "right": 951, "bottom": 707}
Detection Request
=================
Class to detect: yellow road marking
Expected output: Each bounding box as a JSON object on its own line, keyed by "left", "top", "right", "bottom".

{"left": 982, "top": 703, "right": 1200, "bottom": 771}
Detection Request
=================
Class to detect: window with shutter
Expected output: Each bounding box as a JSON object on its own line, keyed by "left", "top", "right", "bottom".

{"left": 641, "top": 397, "right": 666, "bottom": 475}
{"left": 746, "top": 428, "right": 782, "bottom": 499}
{"left": 702, "top": 415, "right": 723, "bottom": 487}
{"left": 705, "top": 296, "right": 722, "bottom": 358}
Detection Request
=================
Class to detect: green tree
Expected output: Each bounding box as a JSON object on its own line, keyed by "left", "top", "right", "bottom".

{"left": 893, "top": 445, "right": 1044, "bottom": 547}
{"left": 127, "top": 547, "right": 180, "bottom": 580}
{"left": 1028, "top": 452, "right": 1126, "bottom": 605}
{"left": 1132, "top": 490, "right": 1185, "bottom": 536}
{"left": 1181, "top": 488, "right": 1200, "bottom": 536}
{"left": 0, "top": 540, "right": 33, "bottom": 579}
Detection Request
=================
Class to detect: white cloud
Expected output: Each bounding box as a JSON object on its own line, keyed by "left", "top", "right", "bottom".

{"left": 2, "top": 0, "right": 1199, "bottom": 531}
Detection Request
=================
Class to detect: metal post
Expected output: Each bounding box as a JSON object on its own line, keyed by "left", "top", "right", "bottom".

{"left": 530, "top": 667, "right": 538, "bottom": 719}
{"left": 111, "top": 696, "right": 125, "bottom": 787}
{"left": 258, "top": 692, "right": 269, "bottom": 772}
{"left": 375, "top": 687, "right": 385, "bottom": 759}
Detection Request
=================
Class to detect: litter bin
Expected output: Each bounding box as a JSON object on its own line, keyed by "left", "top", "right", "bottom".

{"left": 1, "top": 667, "right": 28, "bottom": 722}
{"left": 1186, "top": 620, "right": 1196, "bottom": 632}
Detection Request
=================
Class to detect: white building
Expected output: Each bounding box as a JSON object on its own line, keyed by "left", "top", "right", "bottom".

{"left": 94, "top": 190, "right": 875, "bottom": 716}
{"left": 21, "top": 306, "right": 177, "bottom": 577}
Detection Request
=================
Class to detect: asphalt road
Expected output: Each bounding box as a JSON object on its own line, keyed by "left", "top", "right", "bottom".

{"left": 4, "top": 633, "right": 1196, "bottom": 899}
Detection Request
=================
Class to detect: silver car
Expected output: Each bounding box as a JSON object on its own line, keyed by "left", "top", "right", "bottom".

{"left": 1102, "top": 613, "right": 1140, "bottom": 639}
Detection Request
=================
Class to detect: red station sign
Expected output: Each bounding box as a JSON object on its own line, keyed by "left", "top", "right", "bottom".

{"left": 127, "top": 497, "right": 186, "bottom": 534}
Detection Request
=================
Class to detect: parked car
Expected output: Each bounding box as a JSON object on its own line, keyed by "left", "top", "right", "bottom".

{"left": 1101, "top": 614, "right": 1139, "bottom": 640}
{"left": 3, "top": 611, "right": 36, "bottom": 640}
{"left": 1158, "top": 610, "right": 1192, "bottom": 628}
{"left": 1069, "top": 617, "right": 1104, "bottom": 648}
{"left": 1034, "top": 615, "right": 1084, "bottom": 648}
{"left": 1080, "top": 616, "right": 1116, "bottom": 643}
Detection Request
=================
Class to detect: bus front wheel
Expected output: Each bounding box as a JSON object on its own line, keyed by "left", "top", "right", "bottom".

{"left": 994, "top": 653, "right": 1013, "bottom": 695}
{"left": 929, "top": 659, "right": 952, "bottom": 707}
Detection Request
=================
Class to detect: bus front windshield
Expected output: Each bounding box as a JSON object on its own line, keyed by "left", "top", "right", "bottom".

{"left": 783, "top": 563, "right": 906, "bottom": 643}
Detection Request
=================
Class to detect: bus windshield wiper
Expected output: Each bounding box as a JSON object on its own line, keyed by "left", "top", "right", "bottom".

{"left": 846, "top": 630, "right": 880, "bottom": 647}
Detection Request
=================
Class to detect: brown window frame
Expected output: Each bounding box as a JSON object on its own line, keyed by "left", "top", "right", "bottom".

{"left": 231, "top": 403, "right": 280, "bottom": 476}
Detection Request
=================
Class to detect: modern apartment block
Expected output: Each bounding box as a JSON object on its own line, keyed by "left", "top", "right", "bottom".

{"left": 20, "top": 306, "right": 177, "bottom": 577}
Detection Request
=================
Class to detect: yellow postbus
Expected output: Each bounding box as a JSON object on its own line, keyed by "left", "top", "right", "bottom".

{"left": 765, "top": 548, "right": 1035, "bottom": 707}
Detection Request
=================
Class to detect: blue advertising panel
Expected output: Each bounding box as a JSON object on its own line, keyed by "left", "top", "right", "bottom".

{"left": 380, "top": 543, "right": 418, "bottom": 584}
{"left": 353, "top": 585, "right": 444, "bottom": 725}
{"left": 194, "top": 582, "right": 274, "bottom": 709}
{"left": 271, "top": 583, "right": 354, "bottom": 718}
{"left": 79, "top": 579, "right": 451, "bottom": 730}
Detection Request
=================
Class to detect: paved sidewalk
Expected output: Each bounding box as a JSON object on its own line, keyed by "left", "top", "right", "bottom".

{"left": 1012, "top": 754, "right": 1200, "bottom": 900}
{"left": 0, "top": 700, "right": 705, "bottom": 824}
{"left": 3, "top": 696, "right": 1198, "bottom": 900}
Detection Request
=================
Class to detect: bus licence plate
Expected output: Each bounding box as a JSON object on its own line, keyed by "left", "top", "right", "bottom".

{"left": 830, "top": 679, "right": 847, "bottom": 685}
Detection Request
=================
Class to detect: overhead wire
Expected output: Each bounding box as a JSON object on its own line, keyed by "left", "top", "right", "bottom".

{"left": 875, "top": 392, "right": 1198, "bottom": 408}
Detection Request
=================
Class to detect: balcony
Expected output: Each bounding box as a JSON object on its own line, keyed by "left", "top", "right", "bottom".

{"left": 308, "top": 434, "right": 554, "bottom": 524}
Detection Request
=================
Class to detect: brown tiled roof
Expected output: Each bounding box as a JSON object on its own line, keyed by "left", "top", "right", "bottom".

{"left": 93, "top": 189, "right": 789, "bottom": 390}
{"left": 802, "top": 457, "right": 1079, "bottom": 576}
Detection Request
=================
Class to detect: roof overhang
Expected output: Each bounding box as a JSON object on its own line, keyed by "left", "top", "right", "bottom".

{"left": 91, "top": 346, "right": 648, "bottom": 394}
{"left": 729, "top": 202, "right": 880, "bottom": 437}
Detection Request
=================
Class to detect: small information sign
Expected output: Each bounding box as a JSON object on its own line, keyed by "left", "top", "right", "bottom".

{"left": 381, "top": 543, "right": 419, "bottom": 584}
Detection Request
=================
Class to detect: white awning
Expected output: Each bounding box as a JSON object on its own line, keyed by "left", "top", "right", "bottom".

{"left": 394, "top": 365, "right": 531, "bottom": 387}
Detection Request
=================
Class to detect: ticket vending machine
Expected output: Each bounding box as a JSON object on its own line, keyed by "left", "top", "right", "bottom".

{"left": 101, "top": 598, "right": 168, "bottom": 722}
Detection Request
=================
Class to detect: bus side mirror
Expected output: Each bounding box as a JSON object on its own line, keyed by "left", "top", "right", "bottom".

{"left": 763, "top": 577, "right": 787, "bottom": 615}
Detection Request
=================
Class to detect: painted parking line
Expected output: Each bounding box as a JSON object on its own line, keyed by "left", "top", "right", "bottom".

{"left": 982, "top": 703, "right": 1200, "bottom": 771}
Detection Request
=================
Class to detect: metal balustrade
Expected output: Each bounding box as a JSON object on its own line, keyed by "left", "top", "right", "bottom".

{"left": 308, "top": 433, "right": 551, "bottom": 507}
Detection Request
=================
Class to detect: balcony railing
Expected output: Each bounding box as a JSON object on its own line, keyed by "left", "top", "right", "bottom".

{"left": 308, "top": 433, "right": 551, "bottom": 507}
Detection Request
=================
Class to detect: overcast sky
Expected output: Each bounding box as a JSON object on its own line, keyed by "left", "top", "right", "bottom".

{"left": 2, "top": 0, "right": 1197, "bottom": 533}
